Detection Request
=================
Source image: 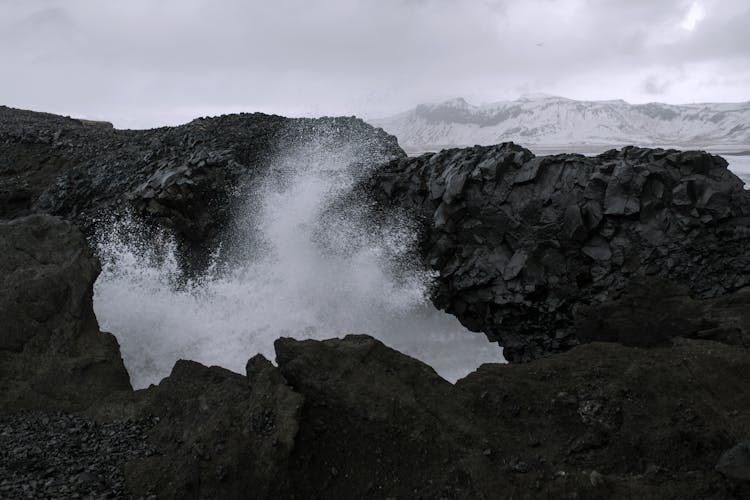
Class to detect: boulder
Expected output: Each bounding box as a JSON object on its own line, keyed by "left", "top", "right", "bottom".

{"left": 123, "top": 356, "right": 303, "bottom": 499}
{"left": 0, "top": 214, "right": 131, "bottom": 411}
{"left": 363, "top": 143, "right": 750, "bottom": 361}
{"left": 717, "top": 440, "right": 750, "bottom": 482}
{"left": 273, "top": 335, "right": 484, "bottom": 498}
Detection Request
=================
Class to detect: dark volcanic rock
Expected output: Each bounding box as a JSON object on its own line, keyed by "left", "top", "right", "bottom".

{"left": 0, "top": 222, "right": 747, "bottom": 498}
{"left": 717, "top": 440, "right": 750, "bottom": 482}
{"left": 3, "top": 108, "right": 750, "bottom": 498}
{"left": 122, "top": 356, "right": 303, "bottom": 499}
{"left": 0, "top": 214, "right": 131, "bottom": 411}
{"left": 1, "top": 334, "right": 747, "bottom": 499}
{"left": 113, "top": 335, "right": 750, "bottom": 499}
{"left": 575, "top": 279, "right": 750, "bottom": 348}
{"left": 273, "top": 335, "right": 482, "bottom": 498}
{"left": 452, "top": 337, "right": 750, "bottom": 499}
{"left": 363, "top": 143, "right": 750, "bottom": 361}
{"left": 0, "top": 410, "right": 156, "bottom": 499}
{"left": 0, "top": 105, "right": 404, "bottom": 271}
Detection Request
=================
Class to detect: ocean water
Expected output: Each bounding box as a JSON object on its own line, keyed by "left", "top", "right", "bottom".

{"left": 93, "top": 143, "right": 502, "bottom": 389}
{"left": 726, "top": 155, "right": 750, "bottom": 188}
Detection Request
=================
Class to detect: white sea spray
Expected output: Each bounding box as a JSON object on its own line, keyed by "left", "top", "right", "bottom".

{"left": 93, "top": 139, "right": 502, "bottom": 388}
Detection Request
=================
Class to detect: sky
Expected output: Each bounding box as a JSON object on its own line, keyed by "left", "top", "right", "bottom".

{"left": 1, "top": 0, "right": 748, "bottom": 129}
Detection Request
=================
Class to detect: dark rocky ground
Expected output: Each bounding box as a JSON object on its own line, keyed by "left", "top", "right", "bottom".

{"left": 5, "top": 325, "right": 750, "bottom": 499}
{"left": 0, "top": 411, "right": 157, "bottom": 499}
{"left": 1, "top": 107, "right": 750, "bottom": 498}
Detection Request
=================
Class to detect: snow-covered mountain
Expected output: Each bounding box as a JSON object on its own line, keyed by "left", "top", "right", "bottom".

{"left": 369, "top": 94, "right": 750, "bottom": 154}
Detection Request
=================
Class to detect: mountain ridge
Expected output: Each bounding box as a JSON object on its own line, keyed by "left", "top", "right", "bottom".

{"left": 370, "top": 95, "right": 750, "bottom": 154}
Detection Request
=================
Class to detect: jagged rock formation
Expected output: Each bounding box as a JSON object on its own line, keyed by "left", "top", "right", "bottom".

{"left": 363, "top": 143, "right": 750, "bottom": 361}
{"left": 3, "top": 107, "right": 750, "bottom": 498}
{"left": 1, "top": 192, "right": 749, "bottom": 499}
{"left": 117, "top": 356, "right": 303, "bottom": 499}
{"left": 6, "top": 105, "right": 749, "bottom": 363}
{"left": 103, "top": 336, "right": 750, "bottom": 498}
{"left": 0, "top": 105, "right": 404, "bottom": 270}
{"left": 0, "top": 215, "right": 131, "bottom": 411}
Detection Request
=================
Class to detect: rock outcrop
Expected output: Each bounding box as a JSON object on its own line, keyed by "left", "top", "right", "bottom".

{"left": 0, "top": 215, "right": 131, "bottom": 411}
{"left": 0, "top": 105, "right": 404, "bottom": 271}
{"left": 116, "top": 335, "right": 750, "bottom": 499}
{"left": 6, "top": 329, "right": 750, "bottom": 498}
{"left": 3, "top": 107, "right": 750, "bottom": 498}
{"left": 120, "top": 356, "right": 303, "bottom": 499}
{"left": 363, "top": 143, "right": 750, "bottom": 361}
{"left": 0, "top": 174, "right": 749, "bottom": 499}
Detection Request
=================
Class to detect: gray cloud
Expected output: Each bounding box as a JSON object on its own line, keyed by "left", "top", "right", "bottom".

{"left": 0, "top": 0, "right": 747, "bottom": 128}
{"left": 642, "top": 75, "right": 673, "bottom": 95}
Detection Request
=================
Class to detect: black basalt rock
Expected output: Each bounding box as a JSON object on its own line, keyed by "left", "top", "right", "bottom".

{"left": 363, "top": 142, "right": 750, "bottom": 361}
{"left": 122, "top": 356, "right": 304, "bottom": 499}
{"left": 0, "top": 213, "right": 746, "bottom": 498}
{"left": 0, "top": 105, "right": 405, "bottom": 272}
{"left": 0, "top": 214, "right": 132, "bottom": 411}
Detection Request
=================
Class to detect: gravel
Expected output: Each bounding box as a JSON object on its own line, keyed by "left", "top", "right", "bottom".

{"left": 0, "top": 411, "right": 158, "bottom": 499}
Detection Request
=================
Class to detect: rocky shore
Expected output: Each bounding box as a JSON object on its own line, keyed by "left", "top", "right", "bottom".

{"left": 1, "top": 106, "right": 750, "bottom": 498}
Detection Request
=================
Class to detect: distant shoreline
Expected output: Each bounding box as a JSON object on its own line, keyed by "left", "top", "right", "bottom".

{"left": 403, "top": 144, "right": 750, "bottom": 157}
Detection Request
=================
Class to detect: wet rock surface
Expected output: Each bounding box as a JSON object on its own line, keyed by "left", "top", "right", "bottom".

{"left": 0, "top": 105, "right": 404, "bottom": 271}
{"left": 363, "top": 143, "right": 750, "bottom": 361}
{"left": 0, "top": 214, "right": 131, "bottom": 412}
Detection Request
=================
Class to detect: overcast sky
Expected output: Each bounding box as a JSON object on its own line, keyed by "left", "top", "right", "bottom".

{"left": 1, "top": 0, "right": 748, "bottom": 128}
